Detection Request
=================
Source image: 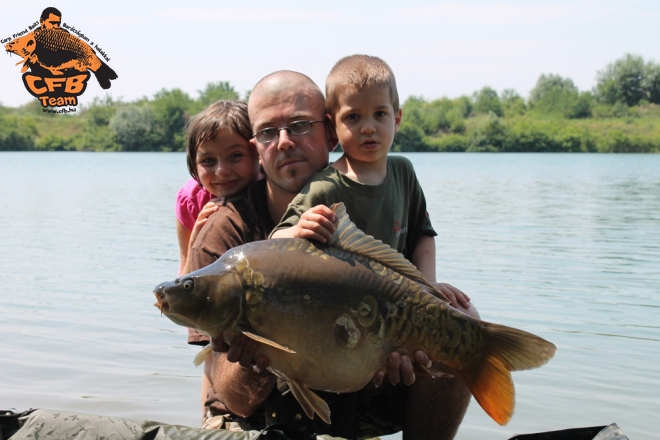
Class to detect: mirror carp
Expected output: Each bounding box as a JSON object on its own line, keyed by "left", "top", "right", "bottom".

{"left": 154, "top": 203, "right": 556, "bottom": 426}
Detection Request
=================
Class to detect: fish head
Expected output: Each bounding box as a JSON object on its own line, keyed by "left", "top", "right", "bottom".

{"left": 5, "top": 33, "right": 36, "bottom": 58}
{"left": 153, "top": 265, "right": 242, "bottom": 335}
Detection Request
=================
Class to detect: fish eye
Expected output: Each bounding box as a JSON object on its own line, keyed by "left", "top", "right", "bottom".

{"left": 183, "top": 279, "right": 194, "bottom": 290}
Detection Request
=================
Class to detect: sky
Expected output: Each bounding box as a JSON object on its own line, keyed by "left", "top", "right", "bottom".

{"left": 1, "top": 0, "right": 658, "bottom": 108}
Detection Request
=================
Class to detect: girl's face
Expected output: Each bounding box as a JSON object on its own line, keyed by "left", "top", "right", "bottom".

{"left": 196, "top": 128, "right": 260, "bottom": 198}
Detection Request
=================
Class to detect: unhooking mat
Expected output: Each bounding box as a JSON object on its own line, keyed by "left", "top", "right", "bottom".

{"left": 1, "top": 409, "right": 628, "bottom": 440}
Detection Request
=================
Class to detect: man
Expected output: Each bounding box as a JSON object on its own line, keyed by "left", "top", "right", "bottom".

{"left": 189, "top": 70, "right": 473, "bottom": 439}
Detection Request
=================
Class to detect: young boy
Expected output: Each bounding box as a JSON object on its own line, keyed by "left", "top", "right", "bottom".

{"left": 271, "top": 55, "right": 470, "bottom": 309}
{"left": 270, "top": 54, "right": 473, "bottom": 439}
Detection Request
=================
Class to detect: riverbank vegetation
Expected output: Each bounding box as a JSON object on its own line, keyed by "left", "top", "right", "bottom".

{"left": 1, "top": 54, "right": 659, "bottom": 152}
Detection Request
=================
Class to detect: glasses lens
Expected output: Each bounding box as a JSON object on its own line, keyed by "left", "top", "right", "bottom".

{"left": 256, "top": 128, "right": 278, "bottom": 143}
{"left": 288, "top": 120, "right": 312, "bottom": 135}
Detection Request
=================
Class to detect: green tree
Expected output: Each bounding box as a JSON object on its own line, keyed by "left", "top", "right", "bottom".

{"left": 392, "top": 122, "right": 430, "bottom": 151}
{"left": 473, "top": 86, "right": 503, "bottom": 117}
{"left": 109, "top": 105, "right": 156, "bottom": 151}
{"left": 529, "top": 74, "right": 590, "bottom": 118}
{"left": 644, "top": 61, "right": 660, "bottom": 104}
{"left": 196, "top": 82, "right": 240, "bottom": 109}
{"left": 84, "top": 96, "right": 117, "bottom": 127}
{"left": 150, "top": 88, "right": 193, "bottom": 151}
{"left": 595, "top": 54, "right": 646, "bottom": 106}
{"left": 501, "top": 89, "right": 526, "bottom": 117}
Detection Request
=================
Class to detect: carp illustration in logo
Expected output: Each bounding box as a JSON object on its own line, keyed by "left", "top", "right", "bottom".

{"left": 4, "top": 7, "right": 118, "bottom": 108}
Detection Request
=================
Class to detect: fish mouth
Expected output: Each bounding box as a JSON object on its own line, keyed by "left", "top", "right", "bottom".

{"left": 153, "top": 289, "right": 169, "bottom": 314}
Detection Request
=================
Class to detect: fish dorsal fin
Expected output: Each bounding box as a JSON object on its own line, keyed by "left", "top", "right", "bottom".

{"left": 328, "top": 203, "right": 449, "bottom": 303}
{"left": 238, "top": 328, "right": 296, "bottom": 354}
{"left": 288, "top": 379, "right": 331, "bottom": 424}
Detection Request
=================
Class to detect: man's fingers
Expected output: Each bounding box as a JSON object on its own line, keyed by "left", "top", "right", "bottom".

{"left": 372, "top": 369, "right": 385, "bottom": 388}
{"left": 387, "top": 352, "right": 401, "bottom": 385}
{"left": 400, "top": 355, "right": 416, "bottom": 386}
{"left": 253, "top": 355, "right": 269, "bottom": 374}
{"left": 413, "top": 350, "right": 431, "bottom": 368}
{"left": 211, "top": 334, "right": 230, "bottom": 353}
{"left": 238, "top": 338, "right": 259, "bottom": 369}
{"left": 226, "top": 334, "right": 247, "bottom": 363}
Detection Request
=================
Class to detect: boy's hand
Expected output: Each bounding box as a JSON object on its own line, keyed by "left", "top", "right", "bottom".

{"left": 435, "top": 283, "right": 471, "bottom": 310}
{"left": 291, "top": 205, "right": 336, "bottom": 243}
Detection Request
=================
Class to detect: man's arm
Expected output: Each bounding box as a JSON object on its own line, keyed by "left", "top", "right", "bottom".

{"left": 189, "top": 206, "right": 276, "bottom": 417}
{"left": 209, "top": 334, "right": 275, "bottom": 417}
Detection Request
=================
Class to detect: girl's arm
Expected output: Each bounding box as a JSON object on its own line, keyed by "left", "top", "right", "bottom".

{"left": 179, "top": 200, "right": 224, "bottom": 275}
{"left": 176, "top": 220, "right": 192, "bottom": 276}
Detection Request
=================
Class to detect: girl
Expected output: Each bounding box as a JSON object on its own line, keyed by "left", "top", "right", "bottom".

{"left": 176, "top": 100, "right": 260, "bottom": 275}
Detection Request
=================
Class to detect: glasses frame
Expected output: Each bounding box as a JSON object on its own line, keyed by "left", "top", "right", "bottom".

{"left": 252, "top": 120, "right": 325, "bottom": 144}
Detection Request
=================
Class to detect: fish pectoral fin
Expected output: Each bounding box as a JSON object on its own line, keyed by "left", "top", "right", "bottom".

{"left": 419, "top": 363, "right": 454, "bottom": 379}
{"left": 193, "top": 345, "right": 212, "bottom": 367}
{"left": 288, "top": 380, "right": 331, "bottom": 425}
{"left": 240, "top": 330, "right": 296, "bottom": 354}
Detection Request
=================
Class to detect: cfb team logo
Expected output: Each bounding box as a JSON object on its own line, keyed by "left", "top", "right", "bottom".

{"left": 3, "top": 7, "right": 117, "bottom": 109}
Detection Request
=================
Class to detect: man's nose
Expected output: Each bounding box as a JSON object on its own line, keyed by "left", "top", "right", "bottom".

{"left": 276, "top": 129, "right": 295, "bottom": 151}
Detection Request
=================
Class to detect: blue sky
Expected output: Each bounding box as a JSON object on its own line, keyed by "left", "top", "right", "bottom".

{"left": 1, "top": 0, "right": 658, "bottom": 108}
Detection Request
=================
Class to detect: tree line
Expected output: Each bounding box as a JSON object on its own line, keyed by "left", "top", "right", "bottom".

{"left": 1, "top": 54, "right": 659, "bottom": 153}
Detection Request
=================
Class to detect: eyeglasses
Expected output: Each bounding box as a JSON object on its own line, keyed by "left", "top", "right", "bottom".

{"left": 252, "top": 120, "right": 324, "bottom": 144}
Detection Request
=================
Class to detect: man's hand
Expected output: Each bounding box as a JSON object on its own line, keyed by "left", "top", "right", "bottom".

{"left": 291, "top": 205, "right": 336, "bottom": 243}
{"left": 211, "top": 333, "right": 269, "bottom": 374}
{"left": 372, "top": 350, "right": 431, "bottom": 387}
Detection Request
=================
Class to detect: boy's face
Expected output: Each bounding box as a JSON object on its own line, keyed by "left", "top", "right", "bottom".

{"left": 331, "top": 84, "right": 402, "bottom": 164}
{"left": 196, "top": 128, "right": 260, "bottom": 198}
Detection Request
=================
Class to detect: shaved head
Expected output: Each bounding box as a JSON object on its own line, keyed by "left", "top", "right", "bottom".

{"left": 248, "top": 70, "right": 325, "bottom": 125}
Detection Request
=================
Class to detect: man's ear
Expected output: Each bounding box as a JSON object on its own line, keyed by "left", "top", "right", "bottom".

{"left": 325, "top": 113, "right": 339, "bottom": 152}
{"left": 394, "top": 108, "right": 403, "bottom": 133}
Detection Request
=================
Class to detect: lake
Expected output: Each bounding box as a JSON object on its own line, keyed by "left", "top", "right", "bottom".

{"left": 0, "top": 152, "right": 658, "bottom": 439}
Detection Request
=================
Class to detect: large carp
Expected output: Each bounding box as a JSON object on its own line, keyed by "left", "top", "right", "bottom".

{"left": 154, "top": 203, "right": 556, "bottom": 426}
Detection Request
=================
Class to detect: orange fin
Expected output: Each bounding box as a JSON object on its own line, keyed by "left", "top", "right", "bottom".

{"left": 459, "top": 322, "right": 556, "bottom": 425}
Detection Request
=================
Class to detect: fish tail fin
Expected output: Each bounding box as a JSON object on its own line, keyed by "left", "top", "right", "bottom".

{"left": 92, "top": 62, "right": 118, "bottom": 89}
{"left": 458, "top": 322, "right": 556, "bottom": 426}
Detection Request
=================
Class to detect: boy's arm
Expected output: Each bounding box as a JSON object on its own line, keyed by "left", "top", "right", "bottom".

{"left": 270, "top": 205, "right": 336, "bottom": 243}
{"left": 410, "top": 235, "right": 436, "bottom": 282}
{"left": 412, "top": 235, "right": 472, "bottom": 310}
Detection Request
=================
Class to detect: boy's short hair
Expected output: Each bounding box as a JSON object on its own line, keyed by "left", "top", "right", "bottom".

{"left": 185, "top": 100, "right": 252, "bottom": 183}
{"left": 326, "top": 54, "right": 399, "bottom": 114}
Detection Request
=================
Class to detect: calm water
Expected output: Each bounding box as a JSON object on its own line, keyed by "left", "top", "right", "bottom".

{"left": 0, "top": 152, "right": 658, "bottom": 439}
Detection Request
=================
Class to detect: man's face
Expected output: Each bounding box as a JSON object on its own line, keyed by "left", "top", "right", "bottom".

{"left": 41, "top": 13, "right": 61, "bottom": 29}
{"left": 250, "top": 88, "right": 331, "bottom": 195}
